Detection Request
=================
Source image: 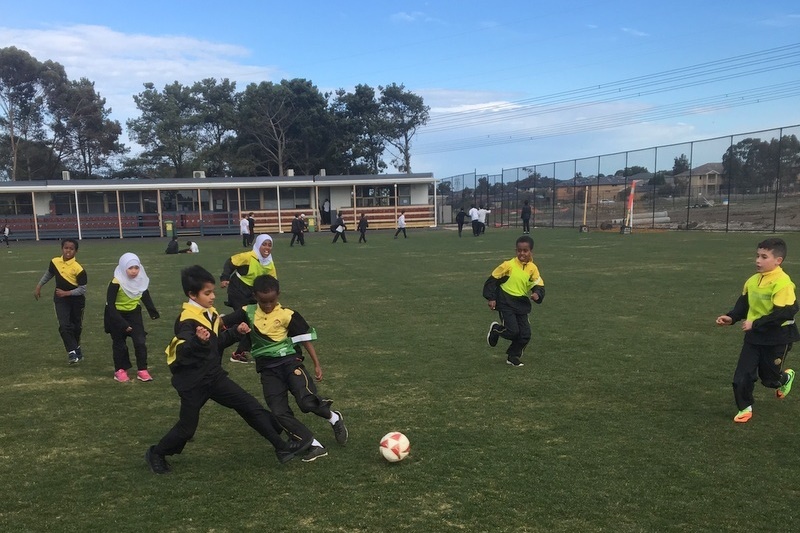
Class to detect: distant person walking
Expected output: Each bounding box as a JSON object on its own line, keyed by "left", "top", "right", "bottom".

{"left": 455, "top": 208, "right": 467, "bottom": 237}
{"left": 2, "top": 224, "right": 9, "bottom": 247}
{"left": 478, "top": 206, "right": 491, "bottom": 234}
{"left": 331, "top": 212, "right": 347, "bottom": 243}
{"left": 247, "top": 213, "right": 256, "bottom": 246}
{"left": 394, "top": 211, "right": 407, "bottom": 239}
{"left": 240, "top": 214, "right": 250, "bottom": 248}
{"left": 322, "top": 198, "right": 331, "bottom": 225}
{"left": 290, "top": 214, "right": 306, "bottom": 247}
{"left": 357, "top": 213, "right": 369, "bottom": 243}
{"left": 521, "top": 200, "right": 531, "bottom": 234}
{"left": 469, "top": 205, "right": 480, "bottom": 237}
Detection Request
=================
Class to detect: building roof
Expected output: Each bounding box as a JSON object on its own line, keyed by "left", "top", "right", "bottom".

{"left": 673, "top": 162, "right": 724, "bottom": 179}
{"left": 0, "top": 172, "right": 435, "bottom": 194}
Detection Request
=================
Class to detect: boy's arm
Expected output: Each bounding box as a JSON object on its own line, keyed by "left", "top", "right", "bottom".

{"left": 222, "top": 308, "right": 248, "bottom": 329}
{"left": 532, "top": 285, "right": 545, "bottom": 304}
{"left": 483, "top": 263, "right": 509, "bottom": 301}
{"left": 726, "top": 294, "right": 749, "bottom": 323}
{"left": 173, "top": 320, "right": 211, "bottom": 364}
{"left": 302, "top": 341, "right": 323, "bottom": 381}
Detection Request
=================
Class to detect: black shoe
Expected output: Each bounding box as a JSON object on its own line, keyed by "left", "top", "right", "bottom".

{"left": 332, "top": 411, "right": 348, "bottom": 446}
{"left": 506, "top": 356, "right": 524, "bottom": 367}
{"left": 145, "top": 446, "right": 171, "bottom": 474}
{"left": 276, "top": 438, "right": 312, "bottom": 464}
{"left": 68, "top": 351, "right": 81, "bottom": 364}
{"left": 302, "top": 445, "right": 329, "bottom": 462}
{"left": 487, "top": 322, "right": 501, "bottom": 347}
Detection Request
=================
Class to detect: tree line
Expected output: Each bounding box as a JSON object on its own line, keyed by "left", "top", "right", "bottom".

{"left": 0, "top": 46, "right": 430, "bottom": 181}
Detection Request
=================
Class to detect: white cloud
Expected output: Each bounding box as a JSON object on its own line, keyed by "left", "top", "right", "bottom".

{"left": 759, "top": 13, "right": 800, "bottom": 27}
{"left": 620, "top": 27, "right": 649, "bottom": 37}
{"left": 0, "top": 24, "right": 279, "bottom": 125}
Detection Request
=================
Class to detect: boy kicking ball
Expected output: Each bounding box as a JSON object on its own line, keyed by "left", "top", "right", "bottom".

{"left": 716, "top": 238, "right": 800, "bottom": 423}
{"left": 483, "top": 235, "right": 545, "bottom": 367}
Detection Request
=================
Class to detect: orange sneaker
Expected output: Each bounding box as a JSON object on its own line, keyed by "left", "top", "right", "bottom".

{"left": 733, "top": 409, "right": 752, "bottom": 423}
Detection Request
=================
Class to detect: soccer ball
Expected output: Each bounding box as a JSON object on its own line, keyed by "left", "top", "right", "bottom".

{"left": 379, "top": 431, "right": 410, "bottom": 462}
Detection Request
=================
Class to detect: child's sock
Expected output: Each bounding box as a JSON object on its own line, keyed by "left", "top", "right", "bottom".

{"left": 312, "top": 439, "right": 322, "bottom": 447}
{"left": 329, "top": 412, "right": 340, "bottom": 425}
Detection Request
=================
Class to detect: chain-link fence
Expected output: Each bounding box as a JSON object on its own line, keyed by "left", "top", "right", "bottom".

{"left": 439, "top": 124, "right": 800, "bottom": 232}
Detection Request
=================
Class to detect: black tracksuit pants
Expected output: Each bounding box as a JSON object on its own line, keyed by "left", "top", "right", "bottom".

{"left": 154, "top": 374, "right": 285, "bottom": 456}
{"left": 732, "top": 342, "right": 792, "bottom": 410}
{"left": 54, "top": 295, "right": 85, "bottom": 353}
{"left": 260, "top": 360, "right": 332, "bottom": 443}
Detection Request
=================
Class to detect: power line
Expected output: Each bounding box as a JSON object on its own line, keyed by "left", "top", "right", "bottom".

{"left": 415, "top": 43, "right": 800, "bottom": 154}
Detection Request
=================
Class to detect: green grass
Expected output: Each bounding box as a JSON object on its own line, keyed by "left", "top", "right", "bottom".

{"left": 2, "top": 228, "right": 800, "bottom": 532}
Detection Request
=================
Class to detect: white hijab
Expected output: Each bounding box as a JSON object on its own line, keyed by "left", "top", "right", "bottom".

{"left": 252, "top": 234, "right": 274, "bottom": 266}
{"left": 114, "top": 252, "right": 150, "bottom": 298}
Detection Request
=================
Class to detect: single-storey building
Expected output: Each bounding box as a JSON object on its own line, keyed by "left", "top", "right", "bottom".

{"left": 0, "top": 172, "right": 436, "bottom": 240}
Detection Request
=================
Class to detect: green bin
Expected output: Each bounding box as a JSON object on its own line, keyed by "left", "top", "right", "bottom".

{"left": 306, "top": 216, "right": 316, "bottom": 232}
{"left": 164, "top": 220, "right": 176, "bottom": 238}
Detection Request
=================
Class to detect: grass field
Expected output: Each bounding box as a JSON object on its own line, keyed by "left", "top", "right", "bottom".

{"left": 1, "top": 227, "right": 800, "bottom": 532}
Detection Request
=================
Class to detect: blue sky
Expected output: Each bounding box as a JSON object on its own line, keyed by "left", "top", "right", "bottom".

{"left": 2, "top": 1, "right": 799, "bottom": 178}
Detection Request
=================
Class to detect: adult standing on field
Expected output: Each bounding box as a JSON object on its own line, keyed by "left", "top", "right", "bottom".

{"left": 521, "top": 200, "right": 531, "bottom": 234}
{"left": 247, "top": 213, "right": 256, "bottom": 246}
{"left": 478, "top": 206, "right": 491, "bottom": 234}
{"left": 455, "top": 208, "right": 467, "bottom": 237}
{"left": 240, "top": 214, "right": 250, "bottom": 248}
{"left": 394, "top": 210, "right": 407, "bottom": 239}
{"left": 322, "top": 198, "right": 331, "bottom": 225}
{"left": 468, "top": 204, "right": 480, "bottom": 237}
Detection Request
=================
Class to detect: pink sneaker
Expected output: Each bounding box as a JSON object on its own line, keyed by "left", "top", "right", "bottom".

{"left": 137, "top": 369, "right": 153, "bottom": 382}
{"left": 114, "top": 369, "right": 130, "bottom": 382}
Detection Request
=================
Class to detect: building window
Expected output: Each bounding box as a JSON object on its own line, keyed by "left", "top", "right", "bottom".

{"left": 398, "top": 185, "right": 411, "bottom": 206}
{"left": 244, "top": 189, "right": 262, "bottom": 210}
{"left": 354, "top": 185, "right": 394, "bottom": 207}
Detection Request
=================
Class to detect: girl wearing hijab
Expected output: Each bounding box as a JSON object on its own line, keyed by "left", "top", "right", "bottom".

{"left": 220, "top": 234, "right": 277, "bottom": 363}
{"left": 104, "top": 253, "right": 160, "bottom": 382}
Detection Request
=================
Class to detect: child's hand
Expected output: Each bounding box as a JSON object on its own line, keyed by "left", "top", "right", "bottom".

{"left": 716, "top": 315, "right": 732, "bottom": 326}
{"left": 195, "top": 326, "right": 211, "bottom": 342}
{"left": 741, "top": 320, "right": 753, "bottom": 331}
{"left": 220, "top": 280, "right": 230, "bottom": 288}
{"left": 236, "top": 322, "right": 251, "bottom": 334}
{"left": 314, "top": 364, "right": 323, "bottom": 382}
{"left": 531, "top": 293, "right": 540, "bottom": 302}
{"left": 33, "top": 286, "right": 41, "bottom": 300}
{"left": 54, "top": 288, "right": 70, "bottom": 298}
{"left": 488, "top": 300, "right": 496, "bottom": 310}
{"left": 125, "top": 326, "right": 133, "bottom": 333}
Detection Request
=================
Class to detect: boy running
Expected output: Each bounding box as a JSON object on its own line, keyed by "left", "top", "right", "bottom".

{"left": 716, "top": 238, "right": 800, "bottom": 423}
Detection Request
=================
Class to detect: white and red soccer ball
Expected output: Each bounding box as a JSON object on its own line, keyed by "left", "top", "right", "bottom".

{"left": 379, "top": 431, "right": 410, "bottom": 462}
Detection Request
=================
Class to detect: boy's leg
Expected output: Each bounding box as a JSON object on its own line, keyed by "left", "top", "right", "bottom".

{"left": 154, "top": 387, "right": 208, "bottom": 456}
{"left": 54, "top": 297, "right": 79, "bottom": 354}
{"left": 261, "top": 367, "right": 314, "bottom": 443}
{"left": 506, "top": 314, "right": 531, "bottom": 362}
{"left": 758, "top": 344, "right": 792, "bottom": 389}
{"left": 732, "top": 343, "right": 760, "bottom": 411}
{"left": 210, "top": 374, "right": 291, "bottom": 451}
{"left": 286, "top": 363, "right": 333, "bottom": 419}
{"left": 286, "top": 363, "right": 347, "bottom": 445}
